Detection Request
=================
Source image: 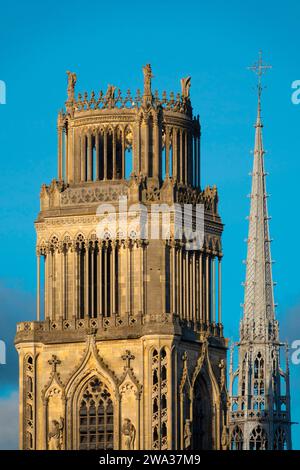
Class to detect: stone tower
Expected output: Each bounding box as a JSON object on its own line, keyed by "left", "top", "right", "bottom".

{"left": 229, "top": 56, "right": 292, "bottom": 450}
{"left": 15, "top": 66, "right": 227, "bottom": 450}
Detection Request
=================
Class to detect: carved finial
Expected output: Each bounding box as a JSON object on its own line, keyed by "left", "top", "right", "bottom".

{"left": 142, "top": 64, "right": 153, "bottom": 106}
{"left": 180, "top": 76, "right": 191, "bottom": 98}
{"left": 121, "top": 350, "right": 135, "bottom": 369}
{"left": 66, "top": 71, "right": 77, "bottom": 101}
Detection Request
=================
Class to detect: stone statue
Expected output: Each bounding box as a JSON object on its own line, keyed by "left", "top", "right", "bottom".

{"left": 180, "top": 76, "right": 191, "bottom": 98}
{"left": 221, "top": 425, "right": 230, "bottom": 450}
{"left": 48, "top": 417, "right": 64, "bottom": 450}
{"left": 219, "top": 358, "right": 226, "bottom": 390}
{"left": 184, "top": 419, "right": 192, "bottom": 449}
{"left": 142, "top": 64, "right": 153, "bottom": 98}
{"left": 66, "top": 71, "right": 77, "bottom": 101}
{"left": 105, "top": 84, "right": 116, "bottom": 106}
{"left": 122, "top": 418, "right": 136, "bottom": 450}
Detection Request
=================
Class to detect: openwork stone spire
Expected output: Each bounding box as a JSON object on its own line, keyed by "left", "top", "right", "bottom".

{"left": 241, "top": 66, "right": 277, "bottom": 342}
{"left": 229, "top": 53, "right": 292, "bottom": 451}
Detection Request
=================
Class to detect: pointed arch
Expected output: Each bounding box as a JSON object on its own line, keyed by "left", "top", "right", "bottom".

{"left": 190, "top": 345, "right": 220, "bottom": 450}
{"left": 230, "top": 425, "right": 243, "bottom": 450}
{"left": 274, "top": 427, "right": 287, "bottom": 450}
{"left": 65, "top": 335, "right": 119, "bottom": 449}
{"left": 249, "top": 425, "right": 268, "bottom": 450}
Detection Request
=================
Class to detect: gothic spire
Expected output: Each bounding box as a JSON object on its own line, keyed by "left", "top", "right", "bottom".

{"left": 241, "top": 52, "right": 277, "bottom": 342}
{"left": 229, "top": 54, "right": 292, "bottom": 451}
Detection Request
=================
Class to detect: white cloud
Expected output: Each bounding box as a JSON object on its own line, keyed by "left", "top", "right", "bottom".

{"left": 0, "top": 390, "right": 19, "bottom": 450}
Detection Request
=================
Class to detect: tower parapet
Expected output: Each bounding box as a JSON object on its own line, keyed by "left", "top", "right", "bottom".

{"left": 57, "top": 64, "right": 199, "bottom": 187}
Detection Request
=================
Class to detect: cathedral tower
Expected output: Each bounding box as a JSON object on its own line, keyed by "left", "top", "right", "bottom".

{"left": 229, "top": 54, "right": 292, "bottom": 450}
{"left": 15, "top": 66, "right": 227, "bottom": 450}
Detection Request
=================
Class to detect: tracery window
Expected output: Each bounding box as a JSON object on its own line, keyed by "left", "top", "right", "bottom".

{"left": 274, "top": 427, "right": 287, "bottom": 450}
{"left": 231, "top": 426, "right": 243, "bottom": 450}
{"left": 254, "top": 352, "right": 264, "bottom": 379}
{"left": 151, "top": 348, "right": 168, "bottom": 450}
{"left": 79, "top": 376, "right": 114, "bottom": 450}
{"left": 249, "top": 425, "right": 268, "bottom": 450}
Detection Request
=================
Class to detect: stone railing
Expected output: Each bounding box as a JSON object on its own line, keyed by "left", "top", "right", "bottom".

{"left": 16, "top": 315, "right": 223, "bottom": 338}
{"left": 72, "top": 88, "right": 192, "bottom": 116}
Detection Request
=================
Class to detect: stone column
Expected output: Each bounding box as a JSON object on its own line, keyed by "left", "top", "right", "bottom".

{"left": 111, "top": 242, "right": 116, "bottom": 314}
{"left": 57, "top": 123, "right": 64, "bottom": 180}
{"left": 112, "top": 128, "right": 116, "bottom": 179}
{"left": 165, "top": 127, "right": 170, "bottom": 178}
{"left": 153, "top": 114, "right": 159, "bottom": 178}
{"left": 197, "top": 133, "right": 201, "bottom": 188}
{"left": 129, "top": 241, "right": 132, "bottom": 315}
{"left": 126, "top": 240, "right": 131, "bottom": 314}
{"left": 95, "top": 131, "right": 99, "bottom": 180}
{"left": 60, "top": 245, "right": 65, "bottom": 320}
{"left": 73, "top": 244, "right": 78, "bottom": 319}
{"left": 192, "top": 251, "right": 196, "bottom": 323}
{"left": 184, "top": 131, "right": 188, "bottom": 185}
{"left": 48, "top": 250, "right": 53, "bottom": 320}
{"left": 199, "top": 252, "right": 203, "bottom": 323}
{"left": 90, "top": 246, "right": 94, "bottom": 317}
{"left": 139, "top": 241, "right": 144, "bottom": 315}
{"left": 179, "top": 246, "right": 182, "bottom": 317}
{"left": 104, "top": 244, "right": 108, "bottom": 316}
{"left": 185, "top": 251, "right": 189, "bottom": 320}
{"left": 206, "top": 253, "right": 210, "bottom": 324}
{"left": 65, "top": 125, "right": 69, "bottom": 183}
{"left": 144, "top": 117, "right": 149, "bottom": 176}
{"left": 212, "top": 256, "right": 216, "bottom": 323}
{"left": 218, "top": 257, "right": 222, "bottom": 324}
{"left": 194, "top": 134, "right": 197, "bottom": 187}
{"left": 103, "top": 129, "right": 108, "bottom": 180}
{"left": 84, "top": 244, "right": 89, "bottom": 318}
{"left": 36, "top": 252, "right": 40, "bottom": 321}
{"left": 173, "top": 128, "right": 177, "bottom": 180}
{"left": 87, "top": 132, "right": 93, "bottom": 181}
{"left": 80, "top": 133, "right": 86, "bottom": 182}
{"left": 172, "top": 242, "right": 176, "bottom": 315}
{"left": 44, "top": 251, "right": 48, "bottom": 319}
{"left": 179, "top": 129, "right": 183, "bottom": 183}
{"left": 122, "top": 128, "right": 126, "bottom": 178}
{"left": 98, "top": 242, "right": 103, "bottom": 316}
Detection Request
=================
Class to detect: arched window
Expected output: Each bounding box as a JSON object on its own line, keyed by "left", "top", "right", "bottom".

{"left": 274, "top": 427, "right": 287, "bottom": 450}
{"left": 254, "top": 352, "right": 264, "bottom": 379}
{"left": 193, "top": 373, "right": 213, "bottom": 450}
{"left": 79, "top": 376, "right": 113, "bottom": 450}
{"left": 231, "top": 426, "right": 243, "bottom": 450}
{"left": 249, "top": 425, "right": 268, "bottom": 450}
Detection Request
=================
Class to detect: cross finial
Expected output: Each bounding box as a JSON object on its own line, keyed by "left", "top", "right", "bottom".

{"left": 48, "top": 355, "right": 61, "bottom": 373}
{"left": 248, "top": 51, "right": 272, "bottom": 94}
{"left": 248, "top": 52, "right": 272, "bottom": 125}
{"left": 121, "top": 350, "right": 135, "bottom": 369}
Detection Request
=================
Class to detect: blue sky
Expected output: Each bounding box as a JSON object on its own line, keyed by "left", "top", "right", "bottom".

{"left": 0, "top": 0, "right": 299, "bottom": 449}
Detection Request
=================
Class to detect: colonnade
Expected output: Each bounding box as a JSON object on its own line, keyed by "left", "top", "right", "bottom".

{"left": 169, "top": 243, "right": 222, "bottom": 325}
{"left": 37, "top": 239, "right": 222, "bottom": 329}
{"left": 36, "top": 239, "right": 146, "bottom": 322}
{"left": 163, "top": 126, "right": 200, "bottom": 187}
{"left": 58, "top": 122, "right": 200, "bottom": 187}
